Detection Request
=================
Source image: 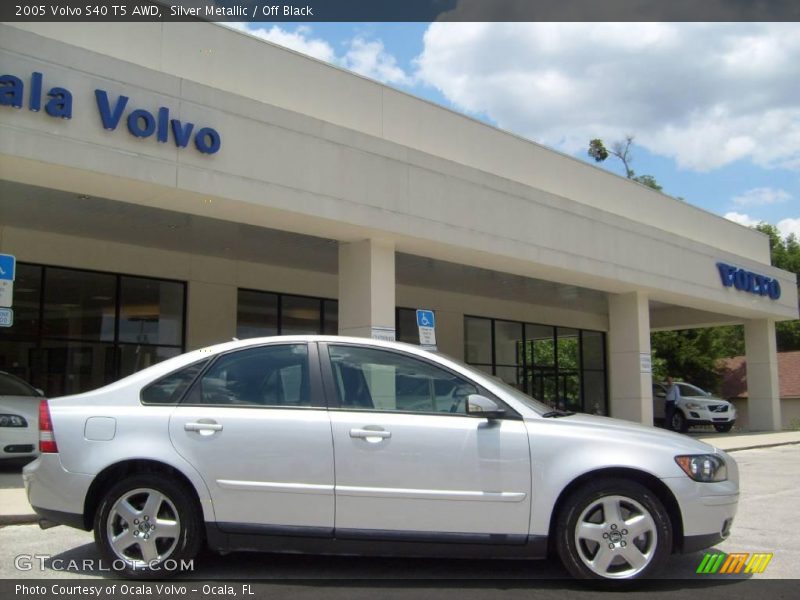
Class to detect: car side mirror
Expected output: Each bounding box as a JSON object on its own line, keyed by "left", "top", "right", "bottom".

{"left": 466, "top": 394, "right": 506, "bottom": 420}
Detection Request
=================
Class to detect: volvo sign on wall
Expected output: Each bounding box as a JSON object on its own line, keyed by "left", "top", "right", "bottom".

{"left": 0, "top": 71, "right": 221, "bottom": 153}
{"left": 717, "top": 262, "right": 782, "bottom": 300}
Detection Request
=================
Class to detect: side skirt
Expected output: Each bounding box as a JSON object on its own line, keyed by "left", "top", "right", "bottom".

{"left": 206, "top": 523, "right": 548, "bottom": 560}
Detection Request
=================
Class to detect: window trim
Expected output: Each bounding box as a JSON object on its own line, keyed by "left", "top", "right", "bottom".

{"left": 317, "top": 341, "right": 521, "bottom": 420}
{"left": 175, "top": 341, "right": 327, "bottom": 410}
{"left": 139, "top": 358, "right": 210, "bottom": 406}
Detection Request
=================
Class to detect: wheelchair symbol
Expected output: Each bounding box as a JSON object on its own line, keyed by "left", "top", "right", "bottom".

{"left": 420, "top": 314, "right": 431, "bottom": 326}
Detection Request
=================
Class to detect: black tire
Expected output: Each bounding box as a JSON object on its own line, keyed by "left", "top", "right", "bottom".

{"left": 671, "top": 411, "right": 688, "bottom": 433}
{"left": 94, "top": 473, "right": 202, "bottom": 579}
{"left": 714, "top": 422, "right": 734, "bottom": 433}
{"left": 555, "top": 478, "right": 672, "bottom": 580}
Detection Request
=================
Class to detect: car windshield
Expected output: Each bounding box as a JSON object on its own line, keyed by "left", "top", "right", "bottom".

{"left": 678, "top": 383, "right": 710, "bottom": 397}
{"left": 0, "top": 372, "right": 41, "bottom": 397}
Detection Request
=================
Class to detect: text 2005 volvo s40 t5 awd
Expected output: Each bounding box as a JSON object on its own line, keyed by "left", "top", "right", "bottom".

{"left": 24, "top": 337, "right": 738, "bottom": 580}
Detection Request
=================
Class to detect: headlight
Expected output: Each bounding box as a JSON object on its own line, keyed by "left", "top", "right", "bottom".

{"left": 684, "top": 402, "right": 701, "bottom": 410}
{"left": 675, "top": 454, "right": 727, "bottom": 482}
{"left": 0, "top": 414, "right": 28, "bottom": 428}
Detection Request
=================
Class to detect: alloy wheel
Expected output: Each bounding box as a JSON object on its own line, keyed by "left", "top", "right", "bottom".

{"left": 106, "top": 487, "right": 181, "bottom": 567}
{"left": 573, "top": 494, "right": 658, "bottom": 579}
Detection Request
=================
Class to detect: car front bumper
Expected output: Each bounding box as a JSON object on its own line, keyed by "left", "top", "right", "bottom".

{"left": 23, "top": 453, "right": 93, "bottom": 530}
{"left": 662, "top": 467, "right": 739, "bottom": 553}
{"left": 682, "top": 406, "right": 737, "bottom": 426}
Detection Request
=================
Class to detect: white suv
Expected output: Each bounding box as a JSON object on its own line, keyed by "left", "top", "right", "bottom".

{"left": 24, "top": 337, "right": 739, "bottom": 580}
{"left": 653, "top": 382, "right": 737, "bottom": 433}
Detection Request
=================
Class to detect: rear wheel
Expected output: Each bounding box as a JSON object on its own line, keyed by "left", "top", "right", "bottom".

{"left": 671, "top": 411, "right": 687, "bottom": 433}
{"left": 94, "top": 474, "right": 202, "bottom": 578}
{"left": 714, "top": 422, "right": 734, "bottom": 433}
{"left": 555, "top": 478, "right": 672, "bottom": 580}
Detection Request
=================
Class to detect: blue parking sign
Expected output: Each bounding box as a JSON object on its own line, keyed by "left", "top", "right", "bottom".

{"left": 0, "top": 254, "right": 15, "bottom": 281}
{"left": 416, "top": 310, "right": 435, "bottom": 328}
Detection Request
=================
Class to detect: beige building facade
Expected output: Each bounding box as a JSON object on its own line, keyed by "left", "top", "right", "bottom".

{"left": 1, "top": 21, "right": 796, "bottom": 429}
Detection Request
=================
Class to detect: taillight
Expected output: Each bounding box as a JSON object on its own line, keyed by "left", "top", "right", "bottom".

{"left": 39, "top": 399, "right": 58, "bottom": 453}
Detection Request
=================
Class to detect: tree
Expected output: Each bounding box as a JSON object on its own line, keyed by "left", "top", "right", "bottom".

{"left": 754, "top": 223, "right": 800, "bottom": 351}
{"left": 588, "top": 136, "right": 663, "bottom": 191}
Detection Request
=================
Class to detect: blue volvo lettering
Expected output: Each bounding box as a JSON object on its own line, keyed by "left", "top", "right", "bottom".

{"left": 94, "top": 89, "right": 221, "bottom": 154}
{"left": 717, "top": 262, "right": 781, "bottom": 300}
{"left": 0, "top": 71, "right": 72, "bottom": 118}
{"left": 0, "top": 71, "right": 220, "bottom": 155}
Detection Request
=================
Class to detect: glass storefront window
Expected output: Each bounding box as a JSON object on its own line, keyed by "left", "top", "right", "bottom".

{"left": 43, "top": 267, "right": 116, "bottom": 341}
{"left": 119, "top": 277, "right": 183, "bottom": 346}
{"left": 236, "top": 290, "right": 278, "bottom": 339}
{"left": 495, "top": 320, "right": 523, "bottom": 366}
{"left": 464, "top": 316, "right": 608, "bottom": 415}
{"left": 582, "top": 330, "right": 605, "bottom": 370}
{"left": 282, "top": 295, "right": 323, "bottom": 335}
{"left": 0, "top": 264, "right": 186, "bottom": 397}
{"left": 323, "top": 300, "right": 339, "bottom": 335}
{"left": 464, "top": 317, "right": 492, "bottom": 365}
{"left": 9, "top": 264, "right": 41, "bottom": 337}
{"left": 236, "top": 289, "right": 335, "bottom": 337}
{"left": 396, "top": 308, "right": 420, "bottom": 344}
{"left": 526, "top": 324, "right": 554, "bottom": 367}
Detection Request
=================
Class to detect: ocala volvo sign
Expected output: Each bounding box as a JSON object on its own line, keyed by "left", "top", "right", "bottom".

{"left": 0, "top": 71, "right": 221, "bottom": 154}
{"left": 717, "top": 262, "right": 781, "bottom": 300}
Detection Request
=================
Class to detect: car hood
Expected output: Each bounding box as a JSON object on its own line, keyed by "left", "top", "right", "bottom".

{"left": 680, "top": 396, "right": 730, "bottom": 406}
{"left": 531, "top": 412, "right": 719, "bottom": 455}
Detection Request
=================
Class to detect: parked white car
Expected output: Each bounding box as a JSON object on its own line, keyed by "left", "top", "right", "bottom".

{"left": 0, "top": 371, "right": 43, "bottom": 460}
{"left": 653, "top": 382, "right": 737, "bottom": 433}
{"left": 24, "top": 337, "right": 738, "bottom": 580}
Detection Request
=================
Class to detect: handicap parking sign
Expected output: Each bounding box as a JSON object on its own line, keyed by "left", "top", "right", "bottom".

{"left": 0, "top": 254, "right": 15, "bottom": 281}
{"left": 416, "top": 309, "right": 437, "bottom": 349}
{"left": 416, "top": 310, "right": 435, "bottom": 328}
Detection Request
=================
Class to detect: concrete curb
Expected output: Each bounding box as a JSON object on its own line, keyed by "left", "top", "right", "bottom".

{"left": 724, "top": 441, "right": 800, "bottom": 452}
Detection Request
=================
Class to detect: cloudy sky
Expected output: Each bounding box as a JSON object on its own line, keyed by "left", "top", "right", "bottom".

{"left": 227, "top": 22, "right": 800, "bottom": 239}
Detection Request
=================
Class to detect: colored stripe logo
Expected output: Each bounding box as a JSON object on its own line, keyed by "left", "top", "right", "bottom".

{"left": 696, "top": 552, "right": 773, "bottom": 574}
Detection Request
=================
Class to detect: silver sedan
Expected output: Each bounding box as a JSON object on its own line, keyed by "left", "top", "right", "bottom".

{"left": 23, "top": 336, "right": 738, "bottom": 580}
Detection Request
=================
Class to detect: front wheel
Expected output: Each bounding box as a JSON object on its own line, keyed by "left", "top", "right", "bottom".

{"left": 671, "top": 411, "right": 687, "bottom": 433}
{"left": 94, "top": 474, "right": 202, "bottom": 578}
{"left": 555, "top": 478, "right": 672, "bottom": 580}
{"left": 714, "top": 422, "right": 734, "bottom": 433}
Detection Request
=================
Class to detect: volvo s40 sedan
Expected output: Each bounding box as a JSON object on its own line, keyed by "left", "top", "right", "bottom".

{"left": 24, "top": 337, "right": 738, "bottom": 580}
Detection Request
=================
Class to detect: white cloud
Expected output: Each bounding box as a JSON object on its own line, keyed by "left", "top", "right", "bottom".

{"left": 415, "top": 23, "right": 800, "bottom": 172}
{"left": 724, "top": 212, "right": 761, "bottom": 228}
{"left": 223, "top": 23, "right": 335, "bottom": 62}
{"left": 223, "top": 23, "right": 410, "bottom": 86}
{"left": 777, "top": 217, "right": 800, "bottom": 239}
{"left": 342, "top": 37, "right": 412, "bottom": 86}
{"left": 732, "top": 187, "right": 792, "bottom": 207}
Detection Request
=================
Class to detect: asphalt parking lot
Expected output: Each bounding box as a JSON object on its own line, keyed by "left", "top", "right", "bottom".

{"left": 0, "top": 445, "right": 796, "bottom": 588}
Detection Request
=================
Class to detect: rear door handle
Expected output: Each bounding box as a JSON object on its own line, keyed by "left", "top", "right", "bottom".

{"left": 185, "top": 421, "right": 223, "bottom": 434}
{"left": 349, "top": 428, "right": 391, "bottom": 441}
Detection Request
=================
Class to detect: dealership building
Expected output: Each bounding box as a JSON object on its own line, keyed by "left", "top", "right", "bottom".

{"left": 1, "top": 21, "right": 797, "bottom": 430}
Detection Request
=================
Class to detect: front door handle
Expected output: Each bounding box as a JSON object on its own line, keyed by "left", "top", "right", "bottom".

{"left": 185, "top": 421, "right": 223, "bottom": 435}
{"left": 349, "top": 428, "right": 391, "bottom": 442}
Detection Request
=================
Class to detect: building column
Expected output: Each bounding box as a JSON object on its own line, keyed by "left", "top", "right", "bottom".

{"left": 744, "top": 319, "right": 781, "bottom": 431}
{"left": 608, "top": 292, "right": 653, "bottom": 425}
{"left": 338, "top": 239, "right": 396, "bottom": 339}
